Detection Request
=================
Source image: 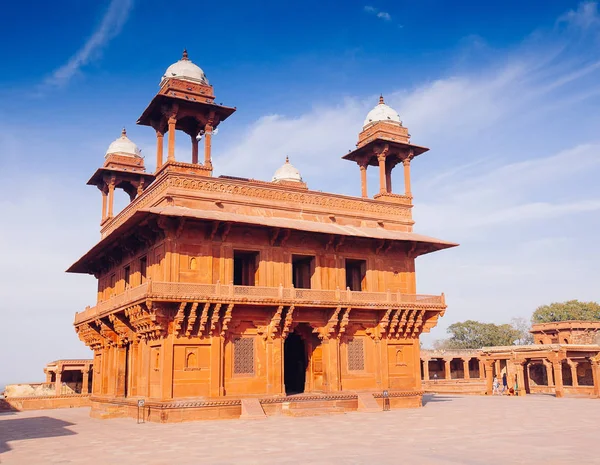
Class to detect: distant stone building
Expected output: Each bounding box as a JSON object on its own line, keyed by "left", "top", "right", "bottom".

{"left": 530, "top": 321, "right": 600, "bottom": 345}
{"left": 67, "top": 51, "right": 457, "bottom": 422}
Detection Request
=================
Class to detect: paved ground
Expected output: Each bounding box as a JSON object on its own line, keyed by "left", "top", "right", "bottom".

{"left": 1, "top": 394, "right": 598, "bottom": 464}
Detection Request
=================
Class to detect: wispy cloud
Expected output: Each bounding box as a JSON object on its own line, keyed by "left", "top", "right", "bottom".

{"left": 364, "top": 5, "right": 392, "bottom": 21}
{"left": 558, "top": 0, "right": 600, "bottom": 29}
{"left": 43, "top": 0, "right": 134, "bottom": 88}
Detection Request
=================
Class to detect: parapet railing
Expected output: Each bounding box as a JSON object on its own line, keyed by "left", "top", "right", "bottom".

{"left": 75, "top": 281, "right": 445, "bottom": 324}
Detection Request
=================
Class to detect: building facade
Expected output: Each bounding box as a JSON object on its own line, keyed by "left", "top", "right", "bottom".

{"left": 69, "top": 51, "right": 457, "bottom": 421}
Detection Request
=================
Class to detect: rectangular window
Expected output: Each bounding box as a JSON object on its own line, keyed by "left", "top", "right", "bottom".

{"left": 292, "top": 255, "right": 315, "bottom": 289}
{"left": 233, "top": 250, "right": 259, "bottom": 286}
{"left": 347, "top": 337, "right": 365, "bottom": 371}
{"left": 233, "top": 337, "right": 255, "bottom": 375}
{"left": 345, "top": 259, "right": 366, "bottom": 291}
{"left": 124, "top": 265, "right": 131, "bottom": 289}
{"left": 139, "top": 256, "right": 147, "bottom": 283}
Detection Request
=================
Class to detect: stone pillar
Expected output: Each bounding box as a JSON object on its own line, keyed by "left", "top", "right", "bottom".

{"left": 191, "top": 134, "right": 199, "bottom": 164}
{"left": 204, "top": 121, "right": 213, "bottom": 168}
{"left": 377, "top": 153, "right": 387, "bottom": 194}
{"left": 543, "top": 360, "right": 554, "bottom": 387}
{"left": 494, "top": 360, "right": 501, "bottom": 377}
{"left": 515, "top": 361, "right": 526, "bottom": 396}
{"left": 45, "top": 371, "right": 52, "bottom": 384}
{"left": 115, "top": 346, "right": 127, "bottom": 397}
{"left": 101, "top": 187, "right": 108, "bottom": 222}
{"left": 403, "top": 156, "right": 412, "bottom": 196}
{"left": 107, "top": 179, "right": 115, "bottom": 219}
{"left": 359, "top": 163, "right": 368, "bottom": 198}
{"left": 568, "top": 360, "right": 579, "bottom": 387}
{"left": 463, "top": 358, "right": 470, "bottom": 379}
{"left": 552, "top": 360, "right": 564, "bottom": 398}
{"left": 82, "top": 367, "right": 90, "bottom": 394}
{"left": 444, "top": 358, "right": 452, "bottom": 380}
{"left": 478, "top": 360, "right": 485, "bottom": 379}
{"left": 590, "top": 357, "right": 600, "bottom": 398}
{"left": 422, "top": 358, "right": 430, "bottom": 381}
{"left": 484, "top": 360, "right": 494, "bottom": 395}
{"left": 54, "top": 369, "right": 63, "bottom": 396}
{"left": 156, "top": 130, "right": 164, "bottom": 171}
{"left": 167, "top": 115, "right": 177, "bottom": 162}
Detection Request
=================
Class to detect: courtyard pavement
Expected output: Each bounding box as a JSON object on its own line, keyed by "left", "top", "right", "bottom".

{"left": 0, "top": 394, "right": 598, "bottom": 464}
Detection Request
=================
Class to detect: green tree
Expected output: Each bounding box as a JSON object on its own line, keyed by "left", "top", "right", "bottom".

{"left": 436, "top": 320, "right": 523, "bottom": 349}
{"left": 531, "top": 300, "right": 600, "bottom": 323}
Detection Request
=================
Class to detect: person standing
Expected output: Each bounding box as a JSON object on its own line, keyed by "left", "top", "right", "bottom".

{"left": 492, "top": 376, "right": 501, "bottom": 395}
{"left": 502, "top": 372, "right": 508, "bottom": 394}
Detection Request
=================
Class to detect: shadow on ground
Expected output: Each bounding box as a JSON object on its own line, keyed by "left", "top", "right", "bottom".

{"left": 422, "top": 394, "right": 459, "bottom": 406}
{"left": 0, "top": 416, "right": 76, "bottom": 454}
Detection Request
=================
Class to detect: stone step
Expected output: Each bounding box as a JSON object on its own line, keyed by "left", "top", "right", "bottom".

{"left": 282, "top": 407, "right": 347, "bottom": 417}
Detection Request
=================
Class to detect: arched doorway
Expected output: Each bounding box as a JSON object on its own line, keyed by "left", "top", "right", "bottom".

{"left": 284, "top": 332, "right": 307, "bottom": 395}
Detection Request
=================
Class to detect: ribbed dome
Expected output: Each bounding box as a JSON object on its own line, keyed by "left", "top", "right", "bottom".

{"left": 161, "top": 50, "right": 208, "bottom": 86}
{"left": 363, "top": 95, "right": 401, "bottom": 128}
{"left": 272, "top": 157, "right": 303, "bottom": 183}
{"left": 105, "top": 129, "right": 141, "bottom": 158}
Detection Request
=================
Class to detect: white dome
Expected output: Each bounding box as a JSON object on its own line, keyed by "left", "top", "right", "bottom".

{"left": 272, "top": 157, "right": 303, "bottom": 183}
{"left": 105, "top": 129, "right": 141, "bottom": 158}
{"left": 363, "top": 95, "right": 401, "bottom": 128}
{"left": 161, "top": 50, "right": 208, "bottom": 86}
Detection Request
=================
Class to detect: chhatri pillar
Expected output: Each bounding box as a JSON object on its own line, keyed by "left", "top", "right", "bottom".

{"left": 155, "top": 130, "right": 164, "bottom": 171}
{"left": 359, "top": 162, "right": 368, "bottom": 198}
{"left": 403, "top": 153, "right": 412, "bottom": 196}
{"left": 377, "top": 152, "right": 387, "bottom": 194}
{"left": 167, "top": 115, "right": 177, "bottom": 162}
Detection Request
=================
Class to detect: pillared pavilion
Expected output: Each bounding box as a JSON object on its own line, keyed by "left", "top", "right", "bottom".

{"left": 68, "top": 51, "right": 457, "bottom": 421}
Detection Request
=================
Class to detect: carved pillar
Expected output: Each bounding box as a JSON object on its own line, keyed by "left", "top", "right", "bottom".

{"left": 484, "top": 360, "right": 494, "bottom": 395}
{"left": 463, "top": 358, "right": 471, "bottom": 379}
{"left": 552, "top": 359, "right": 564, "bottom": 398}
{"left": 82, "top": 367, "right": 90, "bottom": 394}
{"left": 444, "top": 358, "right": 452, "bottom": 380}
{"left": 101, "top": 186, "right": 108, "bottom": 222}
{"left": 590, "top": 357, "right": 600, "bottom": 398}
{"left": 167, "top": 115, "right": 177, "bottom": 162}
{"left": 514, "top": 361, "right": 526, "bottom": 396}
{"left": 403, "top": 155, "right": 412, "bottom": 196}
{"left": 54, "top": 369, "right": 63, "bottom": 396}
{"left": 130, "top": 339, "right": 139, "bottom": 397}
{"left": 568, "top": 360, "right": 579, "bottom": 387}
{"left": 191, "top": 133, "right": 199, "bottom": 164}
{"left": 107, "top": 178, "right": 115, "bottom": 219}
{"left": 543, "top": 360, "right": 554, "bottom": 387}
{"left": 156, "top": 130, "right": 164, "bottom": 171}
{"left": 422, "top": 358, "right": 430, "bottom": 381}
{"left": 115, "top": 346, "right": 127, "bottom": 398}
{"left": 377, "top": 153, "right": 387, "bottom": 194}
{"left": 204, "top": 121, "right": 213, "bottom": 168}
{"left": 359, "top": 163, "right": 368, "bottom": 198}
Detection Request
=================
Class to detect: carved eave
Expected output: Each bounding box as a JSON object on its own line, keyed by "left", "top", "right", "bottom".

{"left": 342, "top": 139, "right": 428, "bottom": 167}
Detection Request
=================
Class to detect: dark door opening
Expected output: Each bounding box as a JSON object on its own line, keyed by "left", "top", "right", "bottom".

{"left": 345, "top": 259, "right": 366, "bottom": 291}
{"left": 292, "top": 255, "right": 315, "bottom": 289}
{"left": 233, "top": 250, "right": 259, "bottom": 286}
{"left": 284, "top": 332, "right": 306, "bottom": 395}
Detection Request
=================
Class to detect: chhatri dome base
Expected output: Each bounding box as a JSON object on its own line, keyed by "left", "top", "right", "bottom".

{"left": 89, "top": 391, "right": 423, "bottom": 423}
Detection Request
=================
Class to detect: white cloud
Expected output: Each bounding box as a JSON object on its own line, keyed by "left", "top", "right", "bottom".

{"left": 43, "top": 0, "right": 135, "bottom": 88}
{"left": 364, "top": 5, "right": 392, "bottom": 22}
{"left": 558, "top": 1, "right": 600, "bottom": 29}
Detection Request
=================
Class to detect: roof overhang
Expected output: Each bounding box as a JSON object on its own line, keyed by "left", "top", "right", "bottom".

{"left": 343, "top": 139, "right": 429, "bottom": 166}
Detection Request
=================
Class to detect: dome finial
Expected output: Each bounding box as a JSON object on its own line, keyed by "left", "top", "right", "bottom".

{"left": 285, "top": 155, "right": 289, "bottom": 163}
{"left": 379, "top": 94, "right": 385, "bottom": 104}
{"left": 182, "top": 49, "right": 189, "bottom": 61}
{"left": 121, "top": 127, "right": 127, "bottom": 137}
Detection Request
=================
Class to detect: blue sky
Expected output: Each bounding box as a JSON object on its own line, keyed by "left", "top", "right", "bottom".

{"left": 1, "top": 0, "right": 599, "bottom": 385}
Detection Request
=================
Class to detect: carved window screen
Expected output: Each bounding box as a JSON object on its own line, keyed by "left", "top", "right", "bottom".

{"left": 234, "top": 338, "right": 255, "bottom": 375}
{"left": 347, "top": 337, "right": 365, "bottom": 371}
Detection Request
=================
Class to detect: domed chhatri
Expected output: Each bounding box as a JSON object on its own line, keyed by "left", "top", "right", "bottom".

{"left": 105, "top": 128, "right": 141, "bottom": 158}
{"left": 363, "top": 95, "right": 402, "bottom": 128}
{"left": 161, "top": 49, "right": 209, "bottom": 86}
{"left": 272, "top": 156, "right": 303, "bottom": 183}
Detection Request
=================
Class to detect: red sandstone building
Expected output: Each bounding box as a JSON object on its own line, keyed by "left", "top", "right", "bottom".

{"left": 68, "top": 51, "right": 457, "bottom": 421}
